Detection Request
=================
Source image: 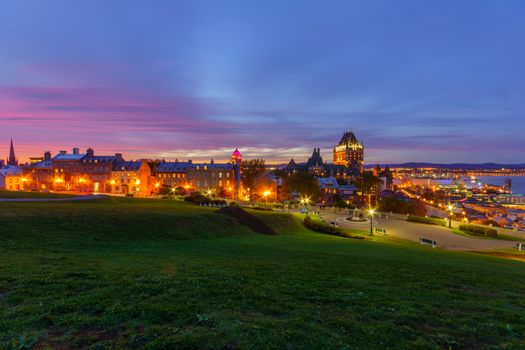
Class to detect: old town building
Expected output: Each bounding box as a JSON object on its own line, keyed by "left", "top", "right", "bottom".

{"left": 333, "top": 130, "right": 364, "bottom": 173}
{"left": 21, "top": 152, "right": 53, "bottom": 191}
{"left": 6, "top": 147, "right": 242, "bottom": 197}
{"left": 111, "top": 160, "right": 156, "bottom": 196}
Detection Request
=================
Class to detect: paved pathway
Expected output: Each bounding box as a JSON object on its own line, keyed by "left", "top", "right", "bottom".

{"left": 315, "top": 210, "right": 521, "bottom": 251}
{"left": 0, "top": 194, "right": 105, "bottom": 202}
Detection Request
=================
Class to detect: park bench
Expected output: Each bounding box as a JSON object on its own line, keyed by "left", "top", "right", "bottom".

{"left": 330, "top": 221, "right": 338, "bottom": 227}
{"left": 374, "top": 227, "right": 387, "bottom": 234}
{"left": 516, "top": 242, "right": 525, "bottom": 251}
{"left": 420, "top": 237, "right": 437, "bottom": 248}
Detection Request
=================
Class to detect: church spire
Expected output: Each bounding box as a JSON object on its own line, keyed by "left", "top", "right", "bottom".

{"left": 7, "top": 138, "right": 18, "bottom": 166}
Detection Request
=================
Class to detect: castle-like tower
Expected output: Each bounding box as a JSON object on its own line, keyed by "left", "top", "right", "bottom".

{"left": 232, "top": 148, "right": 242, "bottom": 199}
{"left": 333, "top": 131, "right": 364, "bottom": 173}
{"left": 7, "top": 138, "right": 18, "bottom": 166}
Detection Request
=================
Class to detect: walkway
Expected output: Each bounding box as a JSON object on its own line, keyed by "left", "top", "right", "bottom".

{"left": 0, "top": 194, "right": 105, "bottom": 202}
{"left": 315, "top": 210, "right": 521, "bottom": 251}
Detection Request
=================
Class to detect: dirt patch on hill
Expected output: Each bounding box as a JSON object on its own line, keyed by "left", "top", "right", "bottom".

{"left": 216, "top": 206, "right": 277, "bottom": 235}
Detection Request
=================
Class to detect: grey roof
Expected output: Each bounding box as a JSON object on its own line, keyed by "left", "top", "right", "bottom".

{"left": 0, "top": 165, "right": 21, "bottom": 176}
{"left": 113, "top": 161, "right": 141, "bottom": 171}
{"left": 191, "top": 163, "right": 233, "bottom": 170}
{"left": 28, "top": 160, "right": 52, "bottom": 169}
{"left": 82, "top": 155, "right": 119, "bottom": 162}
{"left": 157, "top": 161, "right": 233, "bottom": 172}
{"left": 52, "top": 153, "right": 85, "bottom": 161}
{"left": 157, "top": 162, "right": 191, "bottom": 172}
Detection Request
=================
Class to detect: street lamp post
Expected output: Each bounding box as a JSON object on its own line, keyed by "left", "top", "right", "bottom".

{"left": 305, "top": 197, "right": 310, "bottom": 214}
{"left": 369, "top": 208, "right": 375, "bottom": 236}
{"left": 447, "top": 204, "right": 453, "bottom": 228}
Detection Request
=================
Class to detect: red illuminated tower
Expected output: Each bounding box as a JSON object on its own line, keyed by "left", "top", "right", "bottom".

{"left": 232, "top": 148, "right": 242, "bottom": 199}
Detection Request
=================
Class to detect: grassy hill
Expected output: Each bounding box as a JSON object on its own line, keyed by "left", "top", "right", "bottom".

{"left": 1, "top": 198, "right": 524, "bottom": 349}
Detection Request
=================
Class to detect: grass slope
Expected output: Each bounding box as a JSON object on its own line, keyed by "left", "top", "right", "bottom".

{"left": 1, "top": 198, "right": 525, "bottom": 349}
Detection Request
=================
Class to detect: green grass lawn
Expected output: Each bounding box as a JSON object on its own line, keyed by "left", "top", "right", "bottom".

{"left": 452, "top": 228, "right": 523, "bottom": 242}
{"left": 1, "top": 198, "right": 525, "bottom": 349}
{"left": 0, "top": 190, "right": 75, "bottom": 199}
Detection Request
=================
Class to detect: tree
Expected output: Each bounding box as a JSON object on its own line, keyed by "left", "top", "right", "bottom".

{"left": 353, "top": 171, "right": 383, "bottom": 208}
{"left": 158, "top": 185, "right": 173, "bottom": 196}
{"left": 174, "top": 186, "right": 186, "bottom": 196}
{"left": 281, "top": 171, "right": 320, "bottom": 201}
{"left": 353, "top": 171, "right": 382, "bottom": 194}
{"left": 379, "top": 196, "right": 426, "bottom": 216}
{"left": 241, "top": 158, "right": 266, "bottom": 201}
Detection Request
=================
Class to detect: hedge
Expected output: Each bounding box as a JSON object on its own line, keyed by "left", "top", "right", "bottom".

{"left": 459, "top": 224, "right": 498, "bottom": 238}
{"left": 303, "top": 216, "right": 365, "bottom": 239}
{"left": 184, "top": 192, "right": 226, "bottom": 206}
{"left": 407, "top": 215, "right": 446, "bottom": 226}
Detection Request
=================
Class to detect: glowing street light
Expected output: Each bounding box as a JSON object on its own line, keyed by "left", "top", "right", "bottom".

{"left": 263, "top": 190, "right": 271, "bottom": 207}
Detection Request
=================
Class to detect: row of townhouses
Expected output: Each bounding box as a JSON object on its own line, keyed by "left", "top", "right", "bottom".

{"left": 2, "top": 147, "right": 242, "bottom": 197}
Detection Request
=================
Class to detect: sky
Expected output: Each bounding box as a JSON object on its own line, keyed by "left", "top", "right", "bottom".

{"left": 0, "top": 0, "right": 524, "bottom": 164}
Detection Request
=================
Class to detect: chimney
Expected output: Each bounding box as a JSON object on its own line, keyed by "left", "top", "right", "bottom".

{"left": 73, "top": 147, "right": 79, "bottom": 155}
{"left": 115, "top": 153, "right": 123, "bottom": 160}
{"left": 44, "top": 151, "right": 51, "bottom": 161}
{"left": 86, "top": 148, "right": 94, "bottom": 157}
{"left": 211, "top": 159, "right": 215, "bottom": 164}
{"left": 59, "top": 150, "right": 67, "bottom": 155}
{"left": 188, "top": 159, "right": 192, "bottom": 164}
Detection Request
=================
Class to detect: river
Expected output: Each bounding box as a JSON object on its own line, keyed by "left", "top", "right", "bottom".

{"left": 473, "top": 176, "right": 525, "bottom": 195}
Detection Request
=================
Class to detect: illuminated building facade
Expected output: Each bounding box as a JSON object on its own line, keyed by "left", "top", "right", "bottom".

{"left": 110, "top": 160, "right": 156, "bottom": 196}
{"left": 333, "top": 131, "right": 364, "bottom": 172}
{"left": 0, "top": 165, "right": 22, "bottom": 190}
{"left": 21, "top": 152, "right": 53, "bottom": 191}
{"left": 156, "top": 150, "right": 241, "bottom": 198}
{"left": 12, "top": 147, "right": 242, "bottom": 196}
{"left": 50, "top": 148, "right": 123, "bottom": 192}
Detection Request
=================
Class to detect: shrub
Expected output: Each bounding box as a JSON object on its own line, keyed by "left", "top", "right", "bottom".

{"left": 303, "top": 217, "right": 364, "bottom": 239}
{"left": 304, "top": 216, "right": 312, "bottom": 225}
{"left": 459, "top": 224, "right": 498, "bottom": 238}
{"left": 184, "top": 192, "right": 210, "bottom": 204}
{"left": 485, "top": 228, "right": 498, "bottom": 238}
{"left": 407, "top": 215, "right": 446, "bottom": 226}
{"left": 250, "top": 206, "right": 273, "bottom": 211}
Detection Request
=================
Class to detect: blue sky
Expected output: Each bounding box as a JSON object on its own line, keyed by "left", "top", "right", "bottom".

{"left": 0, "top": 0, "right": 523, "bottom": 163}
